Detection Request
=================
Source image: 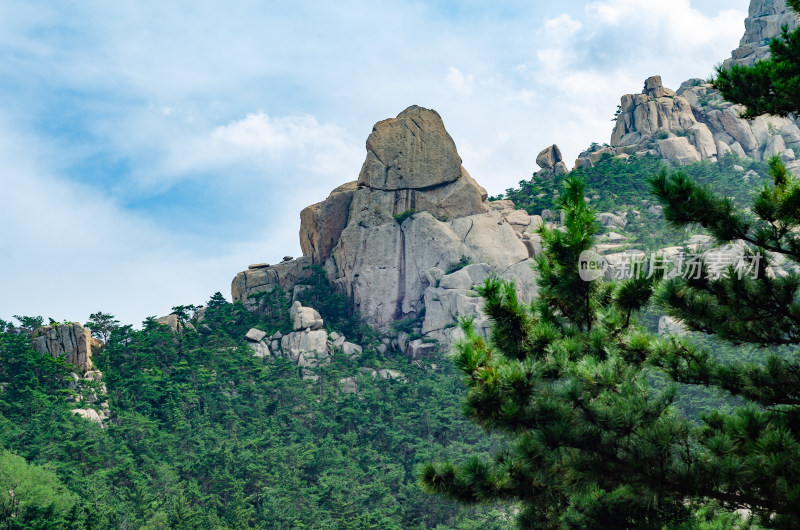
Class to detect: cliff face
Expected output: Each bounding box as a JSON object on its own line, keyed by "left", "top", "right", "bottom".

{"left": 234, "top": 106, "right": 542, "bottom": 348}
{"left": 724, "top": 0, "right": 799, "bottom": 68}
{"left": 32, "top": 322, "right": 97, "bottom": 374}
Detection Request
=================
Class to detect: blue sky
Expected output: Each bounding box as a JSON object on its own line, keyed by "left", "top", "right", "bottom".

{"left": 0, "top": 0, "right": 749, "bottom": 326}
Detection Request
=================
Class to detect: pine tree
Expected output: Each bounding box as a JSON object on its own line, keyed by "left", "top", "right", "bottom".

{"left": 420, "top": 177, "right": 695, "bottom": 528}
{"left": 649, "top": 157, "right": 800, "bottom": 527}
{"left": 713, "top": 3, "right": 800, "bottom": 118}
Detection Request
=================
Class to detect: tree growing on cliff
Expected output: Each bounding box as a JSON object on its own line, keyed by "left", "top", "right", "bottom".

{"left": 420, "top": 177, "right": 697, "bottom": 528}
{"left": 713, "top": 1, "right": 800, "bottom": 117}
{"left": 85, "top": 311, "right": 120, "bottom": 344}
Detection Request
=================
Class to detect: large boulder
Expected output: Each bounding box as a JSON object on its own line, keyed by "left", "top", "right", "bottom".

{"left": 32, "top": 323, "right": 94, "bottom": 373}
{"left": 536, "top": 144, "right": 563, "bottom": 169}
{"left": 293, "top": 306, "right": 324, "bottom": 331}
{"left": 280, "top": 329, "right": 329, "bottom": 362}
{"left": 658, "top": 137, "right": 702, "bottom": 165}
{"left": 357, "top": 105, "right": 462, "bottom": 190}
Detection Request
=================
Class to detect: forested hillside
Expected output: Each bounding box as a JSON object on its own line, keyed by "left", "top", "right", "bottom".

{"left": 0, "top": 293, "right": 511, "bottom": 529}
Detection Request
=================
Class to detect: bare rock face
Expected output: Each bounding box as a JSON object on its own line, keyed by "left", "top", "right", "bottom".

{"left": 293, "top": 306, "right": 324, "bottom": 331}
{"left": 658, "top": 137, "right": 702, "bottom": 165}
{"left": 300, "top": 182, "right": 357, "bottom": 265}
{"left": 724, "top": 0, "right": 799, "bottom": 68}
{"left": 32, "top": 323, "right": 93, "bottom": 373}
{"left": 603, "top": 74, "right": 800, "bottom": 169}
{"left": 536, "top": 144, "right": 563, "bottom": 169}
{"left": 231, "top": 256, "right": 313, "bottom": 309}
{"left": 357, "top": 105, "right": 462, "bottom": 190}
{"left": 235, "top": 105, "right": 539, "bottom": 345}
{"left": 610, "top": 76, "right": 702, "bottom": 165}
{"left": 155, "top": 314, "right": 196, "bottom": 335}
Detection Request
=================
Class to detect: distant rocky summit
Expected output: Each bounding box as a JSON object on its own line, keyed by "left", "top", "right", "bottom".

{"left": 575, "top": 75, "right": 800, "bottom": 173}
{"left": 724, "top": 0, "right": 798, "bottom": 68}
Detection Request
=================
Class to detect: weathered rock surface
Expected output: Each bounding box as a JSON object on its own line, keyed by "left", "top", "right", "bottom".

{"left": 357, "top": 106, "right": 462, "bottom": 190}
{"left": 249, "top": 341, "right": 271, "bottom": 358}
{"left": 156, "top": 314, "right": 195, "bottom": 335}
{"left": 600, "top": 74, "right": 800, "bottom": 170}
{"left": 235, "top": 105, "right": 540, "bottom": 351}
{"left": 536, "top": 144, "right": 563, "bottom": 169}
{"left": 232, "top": 256, "right": 313, "bottom": 310}
{"left": 293, "top": 306, "right": 324, "bottom": 331}
{"left": 72, "top": 408, "right": 104, "bottom": 424}
{"left": 281, "top": 329, "right": 328, "bottom": 362}
{"left": 341, "top": 342, "right": 362, "bottom": 358}
{"left": 32, "top": 323, "right": 93, "bottom": 373}
{"left": 300, "top": 182, "right": 357, "bottom": 265}
{"left": 723, "top": 0, "right": 799, "bottom": 68}
{"left": 245, "top": 328, "right": 268, "bottom": 342}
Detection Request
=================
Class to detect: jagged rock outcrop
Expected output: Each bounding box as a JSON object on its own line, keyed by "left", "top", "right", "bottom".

{"left": 31, "top": 323, "right": 111, "bottom": 425}
{"left": 232, "top": 257, "right": 313, "bottom": 311}
{"left": 594, "top": 74, "right": 800, "bottom": 171}
{"left": 723, "top": 0, "right": 799, "bottom": 68}
{"left": 234, "top": 105, "right": 542, "bottom": 352}
{"left": 32, "top": 323, "right": 94, "bottom": 373}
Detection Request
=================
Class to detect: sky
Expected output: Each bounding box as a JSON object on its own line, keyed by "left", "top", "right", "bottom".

{"left": 0, "top": 0, "right": 750, "bottom": 326}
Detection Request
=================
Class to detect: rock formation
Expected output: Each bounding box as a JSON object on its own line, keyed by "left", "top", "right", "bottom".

{"left": 32, "top": 322, "right": 96, "bottom": 373}
{"left": 536, "top": 145, "right": 569, "bottom": 175}
{"left": 234, "top": 105, "right": 541, "bottom": 350}
{"left": 232, "top": 257, "right": 314, "bottom": 311}
{"left": 31, "top": 322, "right": 110, "bottom": 425}
{"left": 587, "top": 75, "right": 800, "bottom": 171}
{"left": 724, "top": 0, "right": 798, "bottom": 68}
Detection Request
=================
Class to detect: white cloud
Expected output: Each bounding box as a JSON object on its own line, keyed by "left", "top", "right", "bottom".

{"left": 544, "top": 13, "right": 582, "bottom": 37}
{"left": 445, "top": 66, "right": 475, "bottom": 97}
{"left": 0, "top": 113, "right": 299, "bottom": 326}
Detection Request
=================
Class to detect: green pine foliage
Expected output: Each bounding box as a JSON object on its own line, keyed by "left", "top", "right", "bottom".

{"left": 0, "top": 293, "right": 513, "bottom": 528}
{"left": 647, "top": 158, "right": 800, "bottom": 526}
{"left": 420, "top": 177, "right": 697, "bottom": 528}
{"left": 501, "top": 153, "right": 771, "bottom": 249}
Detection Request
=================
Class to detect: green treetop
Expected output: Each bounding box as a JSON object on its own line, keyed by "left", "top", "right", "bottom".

{"left": 421, "top": 177, "right": 695, "bottom": 528}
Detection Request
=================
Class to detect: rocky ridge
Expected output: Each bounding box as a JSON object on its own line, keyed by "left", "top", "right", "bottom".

{"left": 724, "top": 0, "right": 798, "bottom": 68}
{"left": 575, "top": 75, "right": 800, "bottom": 172}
